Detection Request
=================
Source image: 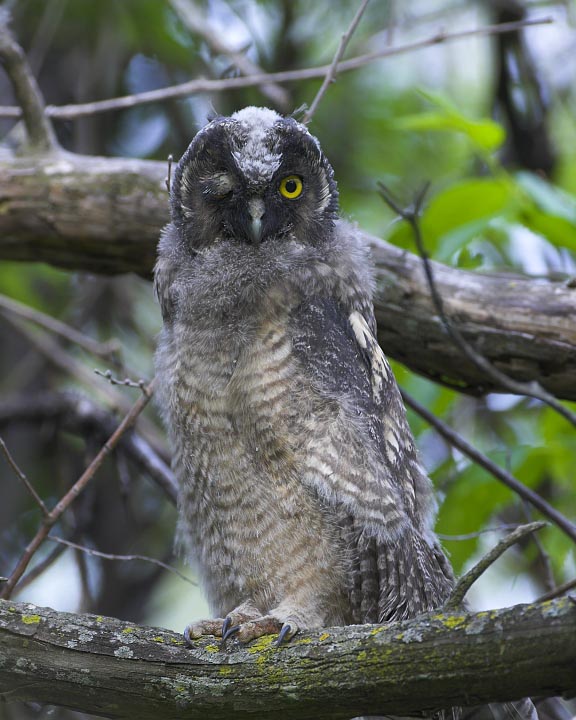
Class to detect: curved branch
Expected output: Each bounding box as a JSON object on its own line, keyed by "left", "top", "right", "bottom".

{"left": 0, "top": 391, "right": 176, "bottom": 504}
{"left": 401, "top": 390, "right": 576, "bottom": 546}
{"left": 0, "top": 382, "right": 155, "bottom": 600}
{"left": 0, "top": 18, "right": 553, "bottom": 121}
{"left": 0, "top": 597, "right": 574, "bottom": 719}
{"left": 0, "top": 9, "right": 57, "bottom": 151}
{"left": 0, "top": 153, "right": 575, "bottom": 400}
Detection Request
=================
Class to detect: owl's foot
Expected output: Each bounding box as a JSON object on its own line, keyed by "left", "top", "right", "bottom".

{"left": 224, "top": 615, "right": 299, "bottom": 645}
{"left": 184, "top": 601, "right": 299, "bottom": 646}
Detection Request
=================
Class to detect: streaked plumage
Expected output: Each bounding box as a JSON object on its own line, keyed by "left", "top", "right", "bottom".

{"left": 154, "top": 107, "right": 546, "bottom": 719}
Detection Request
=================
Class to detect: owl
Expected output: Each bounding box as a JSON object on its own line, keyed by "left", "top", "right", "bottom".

{"left": 154, "top": 107, "right": 542, "bottom": 720}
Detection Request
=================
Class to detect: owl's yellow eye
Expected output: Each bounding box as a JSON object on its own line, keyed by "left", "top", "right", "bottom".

{"left": 279, "top": 175, "right": 303, "bottom": 199}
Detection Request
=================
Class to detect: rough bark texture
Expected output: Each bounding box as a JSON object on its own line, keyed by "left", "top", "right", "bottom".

{"left": 0, "top": 597, "right": 575, "bottom": 719}
{"left": 1, "top": 151, "right": 575, "bottom": 400}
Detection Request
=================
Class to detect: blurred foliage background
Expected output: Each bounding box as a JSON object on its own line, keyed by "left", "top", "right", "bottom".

{"left": 1, "top": 1, "right": 576, "bottom": 715}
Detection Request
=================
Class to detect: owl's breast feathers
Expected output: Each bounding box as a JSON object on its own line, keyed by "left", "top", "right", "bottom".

{"left": 155, "top": 219, "right": 454, "bottom": 623}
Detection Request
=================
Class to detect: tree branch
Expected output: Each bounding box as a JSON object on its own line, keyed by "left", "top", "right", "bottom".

{"left": 378, "top": 181, "right": 576, "bottom": 427}
{"left": 0, "top": 597, "right": 574, "bottom": 719}
{"left": 0, "top": 391, "right": 176, "bottom": 503}
{"left": 0, "top": 9, "right": 57, "bottom": 151}
{"left": 0, "top": 153, "right": 575, "bottom": 400}
{"left": 0, "top": 17, "right": 553, "bottom": 120}
{"left": 445, "top": 521, "right": 546, "bottom": 609}
{"left": 401, "top": 389, "right": 576, "bottom": 546}
{"left": 0, "top": 381, "right": 155, "bottom": 600}
{"left": 303, "top": 0, "right": 371, "bottom": 124}
{"left": 168, "top": 0, "right": 290, "bottom": 109}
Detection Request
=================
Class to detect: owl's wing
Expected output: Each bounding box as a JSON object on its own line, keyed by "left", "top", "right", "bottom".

{"left": 290, "top": 295, "right": 454, "bottom": 623}
{"left": 154, "top": 225, "right": 181, "bottom": 323}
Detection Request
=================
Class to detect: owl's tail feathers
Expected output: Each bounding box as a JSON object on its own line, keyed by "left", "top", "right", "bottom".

{"left": 458, "top": 695, "right": 573, "bottom": 719}
{"left": 454, "top": 698, "right": 537, "bottom": 719}
{"left": 376, "top": 530, "right": 454, "bottom": 622}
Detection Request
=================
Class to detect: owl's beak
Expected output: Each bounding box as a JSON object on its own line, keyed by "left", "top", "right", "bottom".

{"left": 248, "top": 198, "right": 265, "bottom": 246}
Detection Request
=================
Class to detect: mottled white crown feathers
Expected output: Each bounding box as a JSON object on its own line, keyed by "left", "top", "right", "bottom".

{"left": 228, "top": 106, "right": 283, "bottom": 181}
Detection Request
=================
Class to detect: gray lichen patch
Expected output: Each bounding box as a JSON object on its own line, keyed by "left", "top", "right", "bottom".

{"left": 113, "top": 646, "right": 135, "bottom": 659}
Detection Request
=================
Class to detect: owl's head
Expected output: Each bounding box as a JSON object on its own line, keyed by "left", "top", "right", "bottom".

{"left": 170, "top": 107, "right": 339, "bottom": 250}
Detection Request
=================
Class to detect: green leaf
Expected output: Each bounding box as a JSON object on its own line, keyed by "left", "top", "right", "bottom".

{"left": 385, "top": 178, "right": 516, "bottom": 256}
{"left": 516, "top": 172, "right": 576, "bottom": 249}
{"left": 517, "top": 171, "right": 576, "bottom": 224}
{"left": 390, "top": 90, "right": 506, "bottom": 152}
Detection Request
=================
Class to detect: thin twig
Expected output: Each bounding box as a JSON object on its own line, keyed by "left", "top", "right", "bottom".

{"left": 0, "top": 380, "right": 155, "bottom": 600}
{"left": 401, "top": 388, "right": 576, "bottom": 546}
{"left": 0, "top": 293, "right": 122, "bottom": 363}
{"left": 0, "top": 18, "right": 552, "bottom": 120}
{"left": 0, "top": 391, "right": 176, "bottom": 502}
{"left": 379, "top": 181, "right": 576, "bottom": 429}
{"left": 47, "top": 536, "right": 196, "bottom": 586}
{"left": 169, "top": 0, "right": 289, "bottom": 109}
{"left": 537, "top": 576, "right": 576, "bottom": 603}
{"left": 0, "top": 8, "right": 57, "bottom": 151}
{"left": 437, "top": 524, "right": 524, "bottom": 541}
{"left": 303, "top": 0, "right": 371, "bottom": 124}
{"left": 0, "top": 437, "right": 48, "bottom": 515}
{"left": 14, "top": 543, "right": 68, "bottom": 592}
{"left": 94, "top": 369, "right": 147, "bottom": 390}
{"left": 0, "top": 312, "right": 165, "bottom": 453}
{"left": 522, "top": 501, "right": 556, "bottom": 593}
{"left": 445, "top": 521, "right": 546, "bottom": 609}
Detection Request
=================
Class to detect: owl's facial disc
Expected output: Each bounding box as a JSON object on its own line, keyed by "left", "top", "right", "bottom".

{"left": 172, "top": 107, "right": 339, "bottom": 250}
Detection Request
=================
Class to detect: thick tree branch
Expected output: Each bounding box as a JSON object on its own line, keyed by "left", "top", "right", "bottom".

{"left": 0, "top": 597, "right": 574, "bottom": 719}
{"left": 0, "top": 153, "right": 575, "bottom": 400}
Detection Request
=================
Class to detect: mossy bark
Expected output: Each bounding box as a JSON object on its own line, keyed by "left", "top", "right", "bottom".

{"left": 1, "top": 597, "right": 575, "bottom": 719}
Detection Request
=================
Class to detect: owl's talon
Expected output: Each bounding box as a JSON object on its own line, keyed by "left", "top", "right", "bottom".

{"left": 276, "top": 621, "right": 299, "bottom": 646}
{"left": 222, "top": 624, "right": 241, "bottom": 642}
{"left": 183, "top": 624, "right": 194, "bottom": 647}
{"left": 221, "top": 615, "right": 232, "bottom": 637}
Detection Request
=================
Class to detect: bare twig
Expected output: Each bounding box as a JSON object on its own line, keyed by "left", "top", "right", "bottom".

{"left": 0, "top": 18, "right": 552, "bottom": 120}
{"left": 401, "top": 388, "right": 576, "bottom": 547}
{"left": 303, "top": 0, "right": 371, "bottom": 124}
{"left": 47, "top": 536, "right": 196, "bottom": 586}
{"left": 437, "top": 524, "right": 524, "bottom": 541}
{"left": 169, "top": 0, "right": 289, "bottom": 109}
{"left": 94, "top": 369, "right": 147, "bottom": 390}
{"left": 0, "top": 437, "right": 48, "bottom": 515}
{"left": 0, "top": 293, "right": 121, "bottom": 363}
{"left": 522, "top": 501, "right": 556, "bottom": 593}
{"left": 0, "top": 380, "right": 155, "bottom": 600}
{"left": 0, "top": 312, "right": 165, "bottom": 453}
{"left": 0, "top": 8, "right": 57, "bottom": 151}
{"left": 0, "top": 391, "right": 176, "bottom": 503}
{"left": 537, "top": 576, "right": 576, "bottom": 603}
{"left": 445, "top": 521, "right": 546, "bottom": 608}
{"left": 15, "top": 543, "right": 68, "bottom": 592}
{"left": 379, "top": 181, "right": 576, "bottom": 429}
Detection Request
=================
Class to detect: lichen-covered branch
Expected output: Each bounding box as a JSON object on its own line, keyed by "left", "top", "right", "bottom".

{"left": 0, "top": 153, "right": 575, "bottom": 400}
{"left": 0, "top": 597, "right": 574, "bottom": 719}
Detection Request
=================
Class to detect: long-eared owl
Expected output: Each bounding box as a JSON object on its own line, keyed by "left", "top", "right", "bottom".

{"left": 154, "top": 107, "right": 542, "bottom": 720}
